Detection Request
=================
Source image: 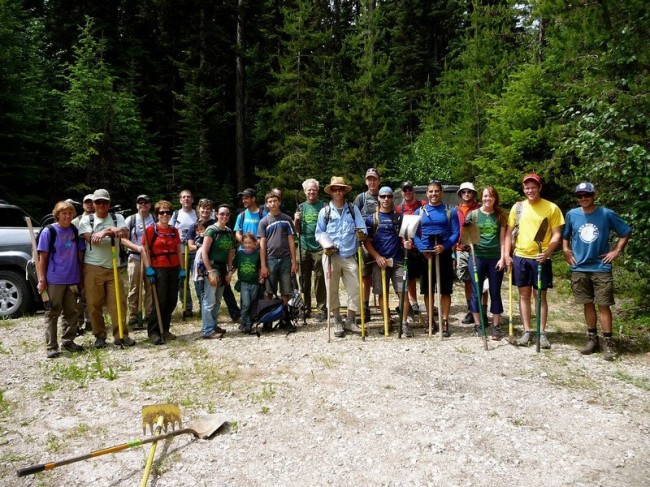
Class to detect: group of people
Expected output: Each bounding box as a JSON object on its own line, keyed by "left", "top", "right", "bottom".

{"left": 37, "top": 170, "right": 630, "bottom": 362}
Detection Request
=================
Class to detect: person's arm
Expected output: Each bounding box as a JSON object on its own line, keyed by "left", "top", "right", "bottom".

{"left": 496, "top": 225, "right": 507, "bottom": 270}
{"left": 37, "top": 251, "right": 48, "bottom": 293}
{"left": 601, "top": 232, "right": 631, "bottom": 264}
{"left": 540, "top": 226, "right": 563, "bottom": 262}
{"left": 288, "top": 234, "right": 298, "bottom": 274}
{"left": 259, "top": 237, "right": 269, "bottom": 278}
{"left": 225, "top": 248, "right": 235, "bottom": 283}
{"left": 562, "top": 237, "right": 576, "bottom": 266}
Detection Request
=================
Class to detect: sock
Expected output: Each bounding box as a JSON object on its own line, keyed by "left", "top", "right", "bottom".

{"left": 603, "top": 332, "right": 612, "bottom": 338}
{"left": 587, "top": 328, "right": 597, "bottom": 336}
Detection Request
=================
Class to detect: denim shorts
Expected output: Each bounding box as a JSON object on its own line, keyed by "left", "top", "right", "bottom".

{"left": 266, "top": 257, "right": 293, "bottom": 296}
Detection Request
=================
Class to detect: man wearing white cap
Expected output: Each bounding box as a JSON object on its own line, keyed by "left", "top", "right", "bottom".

{"left": 562, "top": 182, "right": 631, "bottom": 360}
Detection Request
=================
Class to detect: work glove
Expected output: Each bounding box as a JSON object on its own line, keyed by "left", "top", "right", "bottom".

{"left": 324, "top": 247, "right": 337, "bottom": 257}
{"left": 208, "top": 269, "right": 219, "bottom": 287}
{"left": 145, "top": 266, "right": 156, "bottom": 283}
{"left": 463, "top": 220, "right": 472, "bottom": 227}
{"left": 179, "top": 268, "right": 187, "bottom": 279}
{"left": 355, "top": 229, "right": 367, "bottom": 242}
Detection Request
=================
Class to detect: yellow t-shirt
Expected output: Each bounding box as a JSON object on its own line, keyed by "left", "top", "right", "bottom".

{"left": 508, "top": 199, "right": 564, "bottom": 258}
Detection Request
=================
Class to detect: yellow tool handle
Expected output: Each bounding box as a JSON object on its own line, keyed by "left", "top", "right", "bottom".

{"left": 140, "top": 416, "right": 164, "bottom": 487}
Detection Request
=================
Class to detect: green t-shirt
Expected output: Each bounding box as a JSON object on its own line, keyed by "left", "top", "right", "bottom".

{"left": 233, "top": 249, "right": 260, "bottom": 284}
{"left": 204, "top": 225, "right": 235, "bottom": 263}
{"left": 467, "top": 209, "right": 503, "bottom": 259}
{"left": 298, "top": 201, "right": 325, "bottom": 252}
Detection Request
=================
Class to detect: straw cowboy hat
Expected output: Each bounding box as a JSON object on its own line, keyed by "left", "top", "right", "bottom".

{"left": 324, "top": 176, "right": 352, "bottom": 195}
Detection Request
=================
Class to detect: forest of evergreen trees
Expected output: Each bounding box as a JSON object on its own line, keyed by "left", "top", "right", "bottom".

{"left": 1, "top": 0, "right": 648, "bottom": 276}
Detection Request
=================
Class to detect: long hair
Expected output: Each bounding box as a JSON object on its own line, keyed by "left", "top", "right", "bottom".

{"left": 482, "top": 185, "right": 506, "bottom": 226}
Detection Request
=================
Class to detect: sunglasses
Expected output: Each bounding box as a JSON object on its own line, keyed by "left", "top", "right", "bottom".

{"left": 576, "top": 193, "right": 594, "bottom": 199}
{"left": 460, "top": 190, "right": 474, "bottom": 195}
{"left": 402, "top": 187, "right": 414, "bottom": 192}
{"left": 330, "top": 188, "right": 345, "bottom": 193}
{"left": 94, "top": 200, "right": 109, "bottom": 205}
{"left": 427, "top": 179, "right": 441, "bottom": 185}
{"left": 158, "top": 210, "right": 173, "bottom": 215}
{"left": 379, "top": 195, "right": 393, "bottom": 199}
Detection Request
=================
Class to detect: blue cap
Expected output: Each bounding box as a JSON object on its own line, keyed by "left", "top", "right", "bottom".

{"left": 574, "top": 182, "right": 595, "bottom": 194}
{"left": 379, "top": 186, "right": 393, "bottom": 196}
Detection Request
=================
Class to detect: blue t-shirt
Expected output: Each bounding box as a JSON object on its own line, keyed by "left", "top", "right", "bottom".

{"left": 413, "top": 204, "right": 459, "bottom": 253}
{"left": 37, "top": 224, "right": 85, "bottom": 285}
{"left": 562, "top": 206, "right": 631, "bottom": 272}
{"left": 365, "top": 210, "right": 403, "bottom": 262}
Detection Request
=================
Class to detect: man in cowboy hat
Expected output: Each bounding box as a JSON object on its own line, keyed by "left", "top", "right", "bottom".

{"left": 315, "top": 176, "right": 367, "bottom": 338}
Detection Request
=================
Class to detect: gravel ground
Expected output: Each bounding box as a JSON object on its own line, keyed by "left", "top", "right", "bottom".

{"left": 1, "top": 283, "right": 649, "bottom": 486}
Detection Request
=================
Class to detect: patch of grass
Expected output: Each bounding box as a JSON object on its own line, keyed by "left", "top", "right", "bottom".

{"left": 0, "top": 450, "right": 27, "bottom": 464}
{"left": 229, "top": 421, "right": 239, "bottom": 432}
{"left": 40, "top": 382, "right": 58, "bottom": 394}
{"left": 45, "top": 351, "right": 123, "bottom": 387}
{"left": 545, "top": 367, "right": 599, "bottom": 390}
{"left": 453, "top": 345, "right": 471, "bottom": 354}
{"left": 511, "top": 417, "right": 525, "bottom": 427}
{"left": 0, "top": 341, "right": 11, "bottom": 354}
{"left": 612, "top": 369, "right": 650, "bottom": 391}
{"left": 250, "top": 383, "right": 276, "bottom": 404}
{"left": 315, "top": 356, "right": 338, "bottom": 368}
{"left": 0, "top": 318, "right": 19, "bottom": 329}
{"left": 0, "top": 389, "right": 9, "bottom": 416}
{"left": 45, "top": 433, "right": 63, "bottom": 453}
{"left": 260, "top": 406, "right": 270, "bottom": 414}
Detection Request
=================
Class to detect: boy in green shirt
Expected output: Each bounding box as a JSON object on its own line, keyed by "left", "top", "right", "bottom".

{"left": 233, "top": 232, "right": 262, "bottom": 334}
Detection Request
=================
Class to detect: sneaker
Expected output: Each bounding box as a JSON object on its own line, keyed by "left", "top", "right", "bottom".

{"left": 345, "top": 316, "right": 362, "bottom": 334}
{"left": 517, "top": 330, "right": 532, "bottom": 347}
{"left": 538, "top": 332, "right": 551, "bottom": 349}
{"left": 163, "top": 331, "right": 177, "bottom": 341}
{"left": 150, "top": 334, "right": 164, "bottom": 345}
{"left": 442, "top": 320, "right": 451, "bottom": 338}
{"left": 242, "top": 325, "right": 252, "bottom": 334}
{"left": 402, "top": 319, "right": 414, "bottom": 338}
{"left": 46, "top": 349, "right": 60, "bottom": 359}
{"left": 93, "top": 337, "right": 107, "bottom": 349}
{"left": 202, "top": 331, "right": 221, "bottom": 339}
{"left": 333, "top": 316, "right": 345, "bottom": 338}
{"left": 115, "top": 336, "right": 136, "bottom": 347}
{"left": 62, "top": 341, "right": 84, "bottom": 352}
{"left": 462, "top": 312, "right": 474, "bottom": 324}
{"left": 214, "top": 325, "right": 227, "bottom": 334}
{"left": 580, "top": 335, "right": 600, "bottom": 355}
{"left": 182, "top": 310, "right": 194, "bottom": 319}
{"left": 490, "top": 326, "right": 502, "bottom": 341}
{"left": 602, "top": 338, "right": 616, "bottom": 361}
{"left": 315, "top": 311, "right": 327, "bottom": 322}
{"left": 127, "top": 317, "right": 138, "bottom": 327}
{"left": 410, "top": 302, "right": 420, "bottom": 314}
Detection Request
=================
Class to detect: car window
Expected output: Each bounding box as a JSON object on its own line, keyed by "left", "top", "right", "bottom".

{"left": 0, "top": 207, "right": 29, "bottom": 227}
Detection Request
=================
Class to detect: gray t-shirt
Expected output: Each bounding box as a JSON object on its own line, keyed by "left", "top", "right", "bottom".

{"left": 353, "top": 191, "right": 379, "bottom": 219}
{"left": 257, "top": 213, "right": 295, "bottom": 259}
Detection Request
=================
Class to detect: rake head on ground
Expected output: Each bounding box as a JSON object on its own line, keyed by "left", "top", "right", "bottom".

{"left": 142, "top": 403, "right": 183, "bottom": 435}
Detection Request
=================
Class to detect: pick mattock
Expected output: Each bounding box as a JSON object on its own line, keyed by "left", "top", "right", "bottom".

{"left": 356, "top": 231, "right": 366, "bottom": 340}
{"left": 16, "top": 404, "right": 227, "bottom": 478}
{"left": 434, "top": 235, "right": 443, "bottom": 340}
{"left": 424, "top": 250, "right": 434, "bottom": 337}
{"left": 462, "top": 220, "right": 488, "bottom": 351}
{"left": 182, "top": 243, "right": 189, "bottom": 319}
{"left": 398, "top": 214, "right": 421, "bottom": 339}
{"left": 110, "top": 237, "right": 125, "bottom": 345}
{"left": 506, "top": 265, "right": 517, "bottom": 345}
{"left": 142, "top": 225, "right": 165, "bottom": 340}
{"left": 534, "top": 217, "right": 549, "bottom": 353}
{"left": 381, "top": 267, "right": 389, "bottom": 336}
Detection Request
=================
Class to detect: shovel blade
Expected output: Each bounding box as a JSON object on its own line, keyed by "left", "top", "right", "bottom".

{"left": 188, "top": 414, "right": 229, "bottom": 439}
{"left": 461, "top": 220, "right": 480, "bottom": 246}
{"left": 534, "top": 218, "right": 549, "bottom": 245}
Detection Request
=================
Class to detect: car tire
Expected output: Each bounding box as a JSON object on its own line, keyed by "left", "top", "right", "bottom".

{"left": 0, "top": 270, "right": 30, "bottom": 319}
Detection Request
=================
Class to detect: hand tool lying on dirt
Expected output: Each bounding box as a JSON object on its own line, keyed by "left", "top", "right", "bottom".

{"left": 462, "top": 221, "right": 488, "bottom": 350}
{"left": 16, "top": 404, "right": 227, "bottom": 478}
{"left": 534, "top": 218, "right": 549, "bottom": 353}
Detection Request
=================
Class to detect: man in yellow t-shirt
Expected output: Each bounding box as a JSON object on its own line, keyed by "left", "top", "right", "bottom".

{"left": 504, "top": 174, "right": 564, "bottom": 349}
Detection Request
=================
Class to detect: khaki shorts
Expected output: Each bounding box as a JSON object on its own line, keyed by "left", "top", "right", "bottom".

{"left": 456, "top": 250, "right": 471, "bottom": 281}
{"left": 571, "top": 271, "right": 615, "bottom": 306}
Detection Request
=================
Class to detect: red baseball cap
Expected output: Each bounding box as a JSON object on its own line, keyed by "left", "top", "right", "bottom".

{"left": 523, "top": 173, "right": 541, "bottom": 185}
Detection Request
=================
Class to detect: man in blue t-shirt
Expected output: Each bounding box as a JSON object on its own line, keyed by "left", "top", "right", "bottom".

{"left": 562, "top": 182, "right": 631, "bottom": 361}
{"left": 364, "top": 187, "right": 413, "bottom": 336}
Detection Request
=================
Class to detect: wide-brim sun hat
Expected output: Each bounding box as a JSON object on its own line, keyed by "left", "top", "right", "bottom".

{"left": 457, "top": 182, "right": 477, "bottom": 196}
{"left": 324, "top": 176, "right": 352, "bottom": 195}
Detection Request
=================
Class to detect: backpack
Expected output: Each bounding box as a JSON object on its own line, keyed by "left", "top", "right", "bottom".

{"left": 87, "top": 212, "right": 119, "bottom": 252}
{"left": 323, "top": 202, "right": 356, "bottom": 226}
{"left": 371, "top": 208, "right": 402, "bottom": 236}
{"left": 147, "top": 224, "right": 179, "bottom": 263}
{"left": 420, "top": 204, "right": 452, "bottom": 230}
{"left": 510, "top": 201, "right": 524, "bottom": 251}
{"left": 36, "top": 224, "right": 81, "bottom": 261}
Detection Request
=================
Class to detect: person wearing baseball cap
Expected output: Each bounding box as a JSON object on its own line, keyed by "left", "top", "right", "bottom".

{"left": 354, "top": 168, "right": 382, "bottom": 319}
{"left": 562, "top": 182, "right": 631, "bottom": 360}
{"left": 121, "top": 194, "right": 155, "bottom": 328}
{"left": 504, "top": 173, "right": 564, "bottom": 349}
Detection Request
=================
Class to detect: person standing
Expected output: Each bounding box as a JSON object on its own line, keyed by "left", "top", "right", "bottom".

{"left": 71, "top": 193, "right": 94, "bottom": 334}
{"left": 78, "top": 189, "right": 135, "bottom": 348}
{"left": 353, "top": 168, "right": 381, "bottom": 318}
{"left": 142, "top": 200, "right": 184, "bottom": 345}
{"left": 364, "top": 187, "right": 412, "bottom": 336}
{"left": 504, "top": 174, "right": 564, "bottom": 349}
{"left": 37, "top": 201, "right": 85, "bottom": 358}
{"left": 294, "top": 178, "right": 327, "bottom": 321}
{"left": 455, "top": 182, "right": 482, "bottom": 325}
{"left": 413, "top": 180, "right": 460, "bottom": 337}
{"left": 395, "top": 181, "right": 425, "bottom": 315}
{"left": 315, "top": 176, "right": 367, "bottom": 337}
{"left": 235, "top": 188, "right": 264, "bottom": 244}
{"left": 562, "top": 182, "right": 631, "bottom": 360}
{"left": 258, "top": 191, "right": 298, "bottom": 331}
{"left": 233, "top": 232, "right": 262, "bottom": 334}
{"left": 465, "top": 186, "right": 507, "bottom": 339}
{"left": 201, "top": 204, "right": 236, "bottom": 339}
{"left": 171, "top": 189, "right": 197, "bottom": 318}
{"left": 121, "top": 194, "right": 155, "bottom": 328}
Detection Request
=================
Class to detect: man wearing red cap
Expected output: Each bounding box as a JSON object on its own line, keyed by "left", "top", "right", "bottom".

{"left": 504, "top": 174, "right": 564, "bottom": 348}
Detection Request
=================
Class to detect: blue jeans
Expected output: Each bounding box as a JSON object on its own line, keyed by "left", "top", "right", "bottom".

{"left": 240, "top": 282, "right": 261, "bottom": 327}
{"left": 201, "top": 281, "right": 225, "bottom": 336}
{"left": 468, "top": 256, "right": 504, "bottom": 314}
{"left": 194, "top": 278, "right": 216, "bottom": 323}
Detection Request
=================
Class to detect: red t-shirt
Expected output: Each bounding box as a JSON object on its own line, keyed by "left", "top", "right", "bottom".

{"left": 143, "top": 224, "right": 181, "bottom": 268}
{"left": 396, "top": 199, "right": 425, "bottom": 215}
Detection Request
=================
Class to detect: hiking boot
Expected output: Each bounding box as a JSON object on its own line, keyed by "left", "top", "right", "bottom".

{"left": 517, "top": 330, "right": 532, "bottom": 347}
{"left": 345, "top": 316, "right": 362, "bottom": 334}
{"left": 127, "top": 317, "right": 138, "bottom": 327}
{"left": 182, "top": 310, "right": 194, "bottom": 319}
{"left": 93, "top": 337, "right": 107, "bottom": 349}
{"left": 539, "top": 332, "right": 551, "bottom": 350}
{"left": 462, "top": 312, "right": 474, "bottom": 324}
{"left": 602, "top": 338, "right": 616, "bottom": 361}
{"left": 242, "top": 324, "right": 252, "bottom": 334}
{"left": 315, "top": 311, "right": 327, "bottom": 322}
{"left": 411, "top": 302, "right": 420, "bottom": 314}
{"left": 333, "top": 316, "right": 345, "bottom": 338}
{"left": 490, "top": 326, "right": 502, "bottom": 341}
{"left": 150, "top": 334, "right": 164, "bottom": 345}
{"left": 214, "top": 325, "right": 227, "bottom": 334}
{"left": 115, "top": 336, "right": 136, "bottom": 347}
{"left": 442, "top": 320, "right": 451, "bottom": 338}
{"left": 46, "top": 349, "right": 60, "bottom": 359}
{"left": 402, "top": 318, "right": 414, "bottom": 338}
{"left": 580, "top": 335, "right": 600, "bottom": 355}
{"left": 62, "top": 341, "right": 84, "bottom": 353}
{"left": 164, "top": 331, "right": 177, "bottom": 341}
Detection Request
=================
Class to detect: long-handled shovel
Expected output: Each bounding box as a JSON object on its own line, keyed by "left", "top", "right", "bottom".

{"left": 142, "top": 228, "right": 165, "bottom": 341}
{"left": 534, "top": 218, "right": 549, "bottom": 353}
{"left": 136, "top": 256, "right": 145, "bottom": 328}
{"left": 506, "top": 265, "right": 517, "bottom": 345}
{"left": 426, "top": 252, "right": 434, "bottom": 337}
{"left": 357, "top": 239, "right": 366, "bottom": 340}
{"left": 397, "top": 215, "right": 420, "bottom": 339}
{"left": 17, "top": 404, "right": 227, "bottom": 478}
{"left": 462, "top": 221, "right": 487, "bottom": 350}
{"left": 398, "top": 248, "right": 408, "bottom": 339}
{"left": 111, "top": 237, "right": 125, "bottom": 346}
{"left": 381, "top": 267, "right": 389, "bottom": 336}
{"left": 434, "top": 236, "right": 443, "bottom": 340}
{"left": 182, "top": 243, "right": 189, "bottom": 319}
{"left": 326, "top": 254, "right": 332, "bottom": 343}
